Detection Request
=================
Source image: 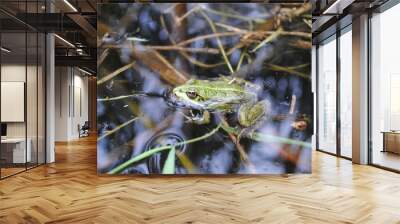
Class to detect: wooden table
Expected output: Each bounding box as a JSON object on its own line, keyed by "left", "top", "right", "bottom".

{"left": 382, "top": 131, "right": 400, "bottom": 154}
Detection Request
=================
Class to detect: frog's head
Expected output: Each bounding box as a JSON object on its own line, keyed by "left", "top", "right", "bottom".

{"left": 169, "top": 79, "right": 207, "bottom": 110}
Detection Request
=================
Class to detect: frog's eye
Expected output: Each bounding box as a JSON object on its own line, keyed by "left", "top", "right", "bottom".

{"left": 186, "top": 91, "right": 198, "bottom": 99}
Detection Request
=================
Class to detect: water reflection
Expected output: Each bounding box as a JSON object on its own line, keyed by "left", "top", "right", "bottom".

{"left": 97, "top": 3, "right": 312, "bottom": 174}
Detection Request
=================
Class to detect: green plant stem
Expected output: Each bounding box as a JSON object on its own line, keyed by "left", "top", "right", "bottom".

{"left": 107, "top": 124, "right": 222, "bottom": 174}
{"left": 199, "top": 10, "right": 234, "bottom": 74}
{"left": 236, "top": 51, "right": 246, "bottom": 72}
{"left": 251, "top": 27, "right": 283, "bottom": 52}
{"left": 251, "top": 132, "right": 311, "bottom": 148}
{"left": 97, "top": 94, "right": 140, "bottom": 102}
{"left": 98, "top": 117, "right": 139, "bottom": 141}
{"left": 268, "top": 64, "right": 310, "bottom": 80}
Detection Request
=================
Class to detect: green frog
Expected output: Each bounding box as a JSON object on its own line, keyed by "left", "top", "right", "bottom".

{"left": 167, "top": 77, "right": 271, "bottom": 139}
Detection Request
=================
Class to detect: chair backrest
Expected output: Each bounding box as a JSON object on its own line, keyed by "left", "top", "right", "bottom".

{"left": 82, "top": 121, "right": 90, "bottom": 129}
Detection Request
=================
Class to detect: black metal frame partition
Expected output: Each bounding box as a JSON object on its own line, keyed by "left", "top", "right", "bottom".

{"left": 315, "top": 23, "right": 353, "bottom": 161}
{"left": 0, "top": 0, "right": 47, "bottom": 180}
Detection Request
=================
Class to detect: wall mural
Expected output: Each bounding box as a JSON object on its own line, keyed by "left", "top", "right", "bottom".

{"left": 97, "top": 3, "right": 312, "bottom": 175}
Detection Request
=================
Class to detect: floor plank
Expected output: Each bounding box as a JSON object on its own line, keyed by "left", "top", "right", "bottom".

{"left": 0, "top": 136, "right": 399, "bottom": 224}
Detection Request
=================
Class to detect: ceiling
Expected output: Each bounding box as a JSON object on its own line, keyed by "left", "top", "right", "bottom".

{"left": 1, "top": 0, "right": 394, "bottom": 74}
{"left": 0, "top": 0, "right": 97, "bottom": 75}
{"left": 312, "top": 0, "right": 391, "bottom": 43}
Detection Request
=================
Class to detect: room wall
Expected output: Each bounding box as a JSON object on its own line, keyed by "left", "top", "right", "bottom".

{"left": 1, "top": 64, "right": 40, "bottom": 138}
{"left": 55, "top": 66, "right": 89, "bottom": 141}
{"left": 1, "top": 65, "right": 25, "bottom": 138}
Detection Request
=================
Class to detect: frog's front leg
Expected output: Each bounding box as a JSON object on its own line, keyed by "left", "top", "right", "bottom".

{"left": 181, "top": 110, "right": 211, "bottom": 125}
{"left": 237, "top": 99, "right": 271, "bottom": 140}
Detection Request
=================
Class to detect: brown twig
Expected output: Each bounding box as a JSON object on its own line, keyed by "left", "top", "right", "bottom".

{"left": 102, "top": 44, "right": 219, "bottom": 54}
{"left": 275, "top": 3, "right": 312, "bottom": 27}
{"left": 177, "top": 32, "right": 241, "bottom": 47}
{"left": 97, "top": 61, "right": 136, "bottom": 85}
{"left": 218, "top": 115, "right": 255, "bottom": 170}
{"left": 289, "top": 39, "right": 312, "bottom": 49}
{"left": 289, "top": 94, "right": 297, "bottom": 115}
{"left": 131, "top": 47, "right": 189, "bottom": 86}
{"left": 149, "top": 46, "right": 219, "bottom": 54}
{"left": 160, "top": 14, "right": 225, "bottom": 69}
{"left": 97, "top": 48, "right": 109, "bottom": 67}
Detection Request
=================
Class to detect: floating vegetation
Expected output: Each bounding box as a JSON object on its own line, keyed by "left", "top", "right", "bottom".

{"left": 98, "top": 3, "right": 313, "bottom": 175}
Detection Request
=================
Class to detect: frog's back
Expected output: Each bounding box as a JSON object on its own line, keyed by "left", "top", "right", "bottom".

{"left": 193, "top": 79, "right": 245, "bottom": 98}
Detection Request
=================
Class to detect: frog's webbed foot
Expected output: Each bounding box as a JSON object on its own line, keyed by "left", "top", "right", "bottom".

{"left": 237, "top": 127, "right": 256, "bottom": 143}
{"left": 190, "top": 110, "right": 210, "bottom": 125}
{"left": 237, "top": 99, "right": 271, "bottom": 142}
{"left": 178, "top": 111, "right": 194, "bottom": 123}
{"left": 180, "top": 110, "right": 210, "bottom": 125}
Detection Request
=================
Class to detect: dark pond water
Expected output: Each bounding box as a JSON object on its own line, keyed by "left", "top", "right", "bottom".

{"left": 97, "top": 3, "right": 313, "bottom": 174}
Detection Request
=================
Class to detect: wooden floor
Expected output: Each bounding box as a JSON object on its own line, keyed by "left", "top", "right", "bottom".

{"left": 373, "top": 151, "right": 400, "bottom": 171}
{"left": 1, "top": 167, "right": 26, "bottom": 178}
{"left": 0, "top": 136, "right": 400, "bottom": 224}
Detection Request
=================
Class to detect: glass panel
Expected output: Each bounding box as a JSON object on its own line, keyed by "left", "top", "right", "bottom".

{"left": 0, "top": 0, "right": 46, "bottom": 178}
{"left": 318, "top": 37, "right": 337, "bottom": 154}
{"left": 26, "top": 0, "right": 40, "bottom": 169}
{"left": 371, "top": 4, "right": 400, "bottom": 171}
{"left": 339, "top": 29, "right": 352, "bottom": 158}
{"left": 27, "top": 31, "right": 38, "bottom": 168}
{"left": 1, "top": 31, "right": 27, "bottom": 177}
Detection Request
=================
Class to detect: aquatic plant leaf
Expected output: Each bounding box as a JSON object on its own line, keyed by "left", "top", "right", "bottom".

{"left": 162, "top": 147, "right": 176, "bottom": 174}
